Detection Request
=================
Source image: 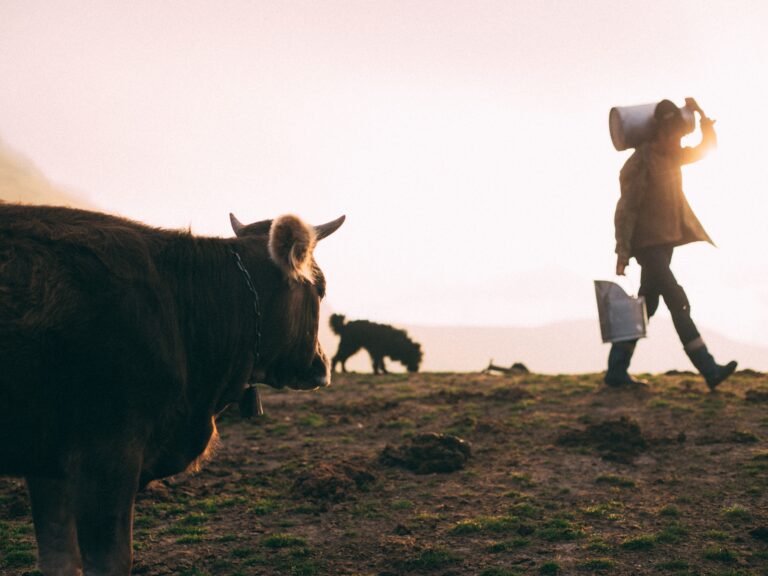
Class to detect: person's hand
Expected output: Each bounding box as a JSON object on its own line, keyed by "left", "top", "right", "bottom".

{"left": 616, "top": 257, "right": 627, "bottom": 276}
{"left": 685, "top": 97, "right": 711, "bottom": 121}
{"left": 685, "top": 97, "right": 701, "bottom": 113}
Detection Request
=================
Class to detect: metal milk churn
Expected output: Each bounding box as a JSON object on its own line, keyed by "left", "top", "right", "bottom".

{"left": 609, "top": 101, "right": 695, "bottom": 151}
{"left": 594, "top": 280, "right": 648, "bottom": 343}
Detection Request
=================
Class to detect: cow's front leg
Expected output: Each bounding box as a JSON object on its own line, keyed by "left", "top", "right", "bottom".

{"left": 74, "top": 455, "right": 141, "bottom": 576}
{"left": 26, "top": 476, "right": 83, "bottom": 576}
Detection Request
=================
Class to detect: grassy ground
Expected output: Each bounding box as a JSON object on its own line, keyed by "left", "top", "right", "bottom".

{"left": 2, "top": 371, "right": 768, "bottom": 575}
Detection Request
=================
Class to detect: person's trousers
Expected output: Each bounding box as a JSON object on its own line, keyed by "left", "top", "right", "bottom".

{"left": 635, "top": 245, "right": 701, "bottom": 347}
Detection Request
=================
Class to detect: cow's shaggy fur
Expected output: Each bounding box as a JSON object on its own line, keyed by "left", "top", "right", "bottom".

{"left": 330, "top": 314, "right": 423, "bottom": 374}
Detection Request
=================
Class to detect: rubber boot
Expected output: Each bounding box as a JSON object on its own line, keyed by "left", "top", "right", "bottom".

{"left": 604, "top": 340, "right": 647, "bottom": 387}
{"left": 684, "top": 339, "right": 737, "bottom": 391}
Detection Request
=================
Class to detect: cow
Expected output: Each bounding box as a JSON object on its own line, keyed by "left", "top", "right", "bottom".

{"left": 0, "top": 203, "right": 344, "bottom": 576}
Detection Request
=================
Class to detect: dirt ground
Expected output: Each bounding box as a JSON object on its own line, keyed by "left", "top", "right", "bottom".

{"left": 2, "top": 371, "right": 768, "bottom": 575}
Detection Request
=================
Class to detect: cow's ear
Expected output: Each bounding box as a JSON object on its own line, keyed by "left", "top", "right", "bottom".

{"left": 269, "top": 215, "right": 317, "bottom": 282}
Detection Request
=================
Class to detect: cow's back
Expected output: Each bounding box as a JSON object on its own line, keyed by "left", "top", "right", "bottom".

{"left": 0, "top": 204, "right": 180, "bottom": 475}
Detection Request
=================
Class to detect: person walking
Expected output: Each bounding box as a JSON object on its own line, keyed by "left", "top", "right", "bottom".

{"left": 607, "top": 97, "right": 737, "bottom": 390}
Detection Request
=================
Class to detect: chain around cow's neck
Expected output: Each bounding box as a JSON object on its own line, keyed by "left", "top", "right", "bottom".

{"left": 230, "top": 248, "right": 262, "bottom": 369}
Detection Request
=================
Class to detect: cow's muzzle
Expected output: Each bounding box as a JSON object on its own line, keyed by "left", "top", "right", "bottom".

{"left": 264, "top": 355, "right": 331, "bottom": 391}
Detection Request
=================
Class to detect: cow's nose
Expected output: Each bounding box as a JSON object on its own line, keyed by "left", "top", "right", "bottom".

{"left": 311, "top": 356, "right": 331, "bottom": 388}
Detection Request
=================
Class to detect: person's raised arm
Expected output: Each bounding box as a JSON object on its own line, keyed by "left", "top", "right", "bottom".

{"left": 682, "top": 97, "right": 717, "bottom": 165}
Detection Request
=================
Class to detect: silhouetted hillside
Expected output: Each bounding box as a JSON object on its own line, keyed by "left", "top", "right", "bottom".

{"left": 0, "top": 138, "right": 93, "bottom": 208}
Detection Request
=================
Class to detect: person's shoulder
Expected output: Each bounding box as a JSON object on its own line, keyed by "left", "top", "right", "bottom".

{"left": 620, "top": 145, "right": 646, "bottom": 175}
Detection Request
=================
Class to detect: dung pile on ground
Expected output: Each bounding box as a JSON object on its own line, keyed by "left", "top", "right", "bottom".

{"left": 556, "top": 416, "right": 648, "bottom": 462}
{"left": 380, "top": 433, "right": 472, "bottom": 474}
{"left": 487, "top": 386, "right": 531, "bottom": 402}
{"left": 745, "top": 389, "right": 768, "bottom": 403}
{"left": 291, "top": 462, "right": 375, "bottom": 502}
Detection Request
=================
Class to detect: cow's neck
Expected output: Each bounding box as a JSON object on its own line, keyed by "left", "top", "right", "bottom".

{"left": 155, "top": 235, "right": 266, "bottom": 400}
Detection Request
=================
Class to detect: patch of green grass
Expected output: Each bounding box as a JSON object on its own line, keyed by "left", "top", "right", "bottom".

{"left": 704, "top": 530, "right": 730, "bottom": 541}
{"left": 195, "top": 496, "right": 244, "bottom": 513}
{"left": 580, "top": 502, "right": 622, "bottom": 520}
{"left": 391, "top": 499, "right": 414, "bottom": 510}
{"left": 503, "top": 489, "right": 531, "bottom": 501}
{"left": 656, "top": 559, "right": 690, "bottom": 570}
{"left": 133, "top": 515, "right": 159, "bottom": 529}
{"left": 595, "top": 474, "right": 636, "bottom": 488}
{"left": 180, "top": 512, "right": 208, "bottom": 525}
{"left": 485, "top": 538, "right": 529, "bottom": 552}
{"left": 655, "top": 522, "right": 689, "bottom": 543}
{"left": 658, "top": 505, "right": 681, "bottom": 518}
{"left": 508, "top": 472, "right": 536, "bottom": 488}
{"left": 703, "top": 546, "right": 737, "bottom": 563}
{"left": 248, "top": 498, "right": 279, "bottom": 515}
{"left": 166, "top": 525, "right": 208, "bottom": 537}
{"left": 586, "top": 538, "right": 611, "bottom": 552}
{"left": 262, "top": 534, "right": 308, "bottom": 549}
{"left": 176, "top": 534, "right": 206, "bottom": 544}
{"left": 1, "top": 549, "right": 36, "bottom": 568}
{"left": 538, "top": 518, "right": 583, "bottom": 542}
{"left": 351, "top": 501, "right": 385, "bottom": 519}
{"left": 509, "top": 502, "right": 541, "bottom": 518}
{"left": 296, "top": 413, "right": 327, "bottom": 428}
{"left": 539, "top": 561, "right": 562, "bottom": 575}
{"left": 721, "top": 505, "right": 751, "bottom": 522}
{"left": 384, "top": 417, "right": 415, "bottom": 429}
{"left": 449, "top": 515, "right": 519, "bottom": 535}
{"left": 648, "top": 398, "right": 671, "bottom": 409}
{"left": 290, "top": 503, "right": 327, "bottom": 515}
{"left": 621, "top": 535, "right": 655, "bottom": 550}
{"left": 216, "top": 534, "right": 238, "bottom": 543}
{"left": 268, "top": 423, "right": 293, "bottom": 436}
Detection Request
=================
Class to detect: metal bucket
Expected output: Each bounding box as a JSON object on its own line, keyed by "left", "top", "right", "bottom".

{"left": 594, "top": 280, "right": 648, "bottom": 343}
{"left": 609, "top": 101, "right": 695, "bottom": 151}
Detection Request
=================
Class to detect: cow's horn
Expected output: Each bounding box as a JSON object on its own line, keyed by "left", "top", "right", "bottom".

{"left": 229, "top": 213, "right": 245, "bottom": 236}
{"left": 314, "top": 215, "right": 346, "bottom": 240}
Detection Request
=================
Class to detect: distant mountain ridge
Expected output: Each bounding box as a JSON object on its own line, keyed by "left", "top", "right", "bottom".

{"left": 0, "top": 138, "right": 93, "bottom": 208}
{"left": 319, "top": 315, "right": 768, "bottom": 374}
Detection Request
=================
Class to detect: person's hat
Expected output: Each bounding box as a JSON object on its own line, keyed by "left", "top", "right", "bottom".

{"left": 654, "top": 99, "right": 683, "bottom": 126}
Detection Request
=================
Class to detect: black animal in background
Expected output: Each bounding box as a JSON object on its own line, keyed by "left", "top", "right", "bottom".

{"left": 330, "top": 314, "right": 423, "bottom": 374}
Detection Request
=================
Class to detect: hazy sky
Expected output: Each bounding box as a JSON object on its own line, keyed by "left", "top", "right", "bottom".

{"left": 1, "top": 1, "right": 767, "bottom": 348}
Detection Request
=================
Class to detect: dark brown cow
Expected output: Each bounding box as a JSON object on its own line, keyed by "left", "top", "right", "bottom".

{"left": 0, "top": 203, "right": 344, "bottom": 575}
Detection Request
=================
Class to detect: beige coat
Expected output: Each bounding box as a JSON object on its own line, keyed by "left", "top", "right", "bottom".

{"left": 614, "top": 119, "right": 717, "bottom": 263}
